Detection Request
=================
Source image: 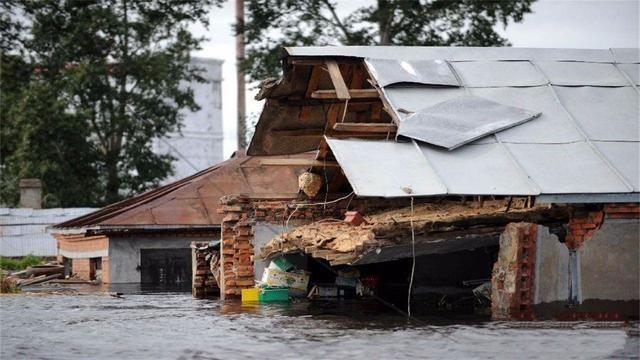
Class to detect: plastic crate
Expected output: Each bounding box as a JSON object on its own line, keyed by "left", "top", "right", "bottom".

{"left": 241, "top": 288, "right": 260, "bottom": 302}
{"left": 258, "top": 287, "right": 289, "bottom": 302}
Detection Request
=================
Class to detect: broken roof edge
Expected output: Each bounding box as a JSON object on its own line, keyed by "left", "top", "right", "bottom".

{"left": 536, "top": 193, "right": 640, "bottom": 204}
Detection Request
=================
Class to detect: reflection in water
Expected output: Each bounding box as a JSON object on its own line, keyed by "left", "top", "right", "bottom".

{"left": 0, "top": 290, "right": 637, "bottom": 360}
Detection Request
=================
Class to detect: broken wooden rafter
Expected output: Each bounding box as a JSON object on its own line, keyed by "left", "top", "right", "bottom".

{"left": 333, "top": 122, "right": 397, "bottom": 133}
{"left": 271, "top": 127, "right": 393, "bottom": 139}
{"left": 311, "top": 89, "right": 379, "bottom": 100}
{"left": 258, "top": 158, "right": 339, "bottom": 167}
{"left": 325, "top": 60, "right": 351, "bottom": 100}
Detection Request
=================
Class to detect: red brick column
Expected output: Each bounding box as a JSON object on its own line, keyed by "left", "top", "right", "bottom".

{"left": 218, "top": 195, "right": 255, "bottom": 299}
{"left": 492, "top": 222, "right": 537, "bottom": 320}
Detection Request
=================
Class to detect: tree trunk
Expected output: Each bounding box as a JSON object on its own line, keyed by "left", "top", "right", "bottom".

{"left": 236, "top": 0, "right": 247, "bottom": 150}
{"left": 377, "top": 0, "right": 392, "bottom": 45}
{"left": 105, "top": 152, "right": 120, "bottom": 204}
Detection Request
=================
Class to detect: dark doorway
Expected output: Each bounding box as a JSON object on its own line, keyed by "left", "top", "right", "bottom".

{"left": 140, "top": 248, "right": 192, "bottom": 286}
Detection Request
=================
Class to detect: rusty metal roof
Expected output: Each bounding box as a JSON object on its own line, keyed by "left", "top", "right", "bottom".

{"left": 51, "top": 153, "right": 312, "bottom": 231}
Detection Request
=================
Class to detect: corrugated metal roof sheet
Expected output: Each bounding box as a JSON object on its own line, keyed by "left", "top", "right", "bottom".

{"left": 0, "top": 208, "right": 96, "bottom": 256}
{"left": 396, "top": 95, "right": 540, "bottom": 150}
{"left": 365, "top": 58, "right": 459, "bottom": 87}
{"left": 247, "top": 46, "right": 639, "bottom": 201}
{"left": 296, "top": 46, "right": 639, "bottom": 200}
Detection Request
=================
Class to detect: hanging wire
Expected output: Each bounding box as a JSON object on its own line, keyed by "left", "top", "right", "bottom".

{"left": 407, "top": 196, "right": 416, "bottom": 318}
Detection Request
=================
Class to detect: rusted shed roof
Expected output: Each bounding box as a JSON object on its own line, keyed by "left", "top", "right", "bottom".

{"left": 52, "top": 153, "right": 312, "bottom": 231}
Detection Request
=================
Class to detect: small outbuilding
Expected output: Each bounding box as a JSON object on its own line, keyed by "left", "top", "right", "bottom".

{"left": 50, "top": 152, "right": 314, "bottom": 287}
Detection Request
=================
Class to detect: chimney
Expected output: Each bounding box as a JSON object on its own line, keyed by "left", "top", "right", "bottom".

{"left": 19, "top": 178, "right": 42, "bottom": 209}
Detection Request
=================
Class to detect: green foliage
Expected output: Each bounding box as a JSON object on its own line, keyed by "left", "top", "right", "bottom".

{"left": 241, "top": 0, "right": 535, "bottom": 81}
{"left": 0, "top": 255, "right": 45, "bottom": 271}
{"left": 1, "top": 0, "right": 220, "bottom": 206}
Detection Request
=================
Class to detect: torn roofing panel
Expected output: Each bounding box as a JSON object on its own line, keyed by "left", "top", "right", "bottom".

{"left": 470, "top": 86, "right": 584, "bottom": 144}
{"left": 450, "top": 61, "right": 547, "bottom": 87}
{"left": 535, "top": 61, "right": 631, "bottom": 87}
{"left": 396, "top": 95, "right": 541, "bottom": 150}
{"left": 364, "top": 58, "right": 459, "bottom": 87}
{"left": 326, "top": 138, "right": 447, "bottom": 197}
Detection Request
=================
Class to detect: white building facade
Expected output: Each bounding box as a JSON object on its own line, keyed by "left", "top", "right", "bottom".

{"left": 154, "top": 57, "right": 224, "bottom": 183}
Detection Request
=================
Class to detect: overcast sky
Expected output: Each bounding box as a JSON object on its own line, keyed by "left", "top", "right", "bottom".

{"left": 190, "top": 0, "right": 639, "bottom": 158}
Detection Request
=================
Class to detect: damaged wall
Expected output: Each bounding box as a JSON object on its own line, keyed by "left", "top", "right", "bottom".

{"left": 533, "top": 226, "right": 569, "bottom": 305}
{"left": 494, "top": 203, "right": 639, "bottom": 320}
{"left": 579, "top": 219, "right": 639, "bottom": 302}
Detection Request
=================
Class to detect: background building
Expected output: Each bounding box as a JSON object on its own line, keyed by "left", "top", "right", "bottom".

{"left": 154, "top": 57, "right": 224, "bottom": 184}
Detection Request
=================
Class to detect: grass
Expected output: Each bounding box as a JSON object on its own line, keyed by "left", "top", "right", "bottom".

{"left": 0, "top": 255, "right": 45, "bottom": 271}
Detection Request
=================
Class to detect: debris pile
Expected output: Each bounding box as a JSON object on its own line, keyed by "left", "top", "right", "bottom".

{"left": 241, "top": 258, "right": 310, "bottom": 302}
{"left": 262, "top": 200, "right": 560, "bottom": 265}
{"left": 2, "top": 264, "right": 66, "bottom": 291}
{"left": 191, "top": 241, "right": 220, "bottom": 298}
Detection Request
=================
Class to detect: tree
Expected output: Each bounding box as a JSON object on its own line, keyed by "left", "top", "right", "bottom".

{"left": 241, "top": 0, "right": 535, "bottom": 82}
{"left": 1, "top": 0, "right": 219, "bottom": 206}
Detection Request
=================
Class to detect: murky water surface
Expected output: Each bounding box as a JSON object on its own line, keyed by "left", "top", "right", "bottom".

{"left": 1, "top": 285, "right": 638, "bottom": 359}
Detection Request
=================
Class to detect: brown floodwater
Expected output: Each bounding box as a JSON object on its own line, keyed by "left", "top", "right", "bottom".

{"left": 1, "top": 285, "right": 638, "bottom": 359}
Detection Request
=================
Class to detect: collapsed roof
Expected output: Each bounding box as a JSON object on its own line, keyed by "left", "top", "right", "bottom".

{"left": 248, "top": 46, "right": 640, "bottom": 202}
{"left": 51, "top": 153, "right": 314, "bottom": 233}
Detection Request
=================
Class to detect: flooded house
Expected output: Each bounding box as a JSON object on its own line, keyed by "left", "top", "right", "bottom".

{"left": 208, "top": 46, "right": 638, "bottom": 320}
{"left": 50, "top": 153, "right": 312, "bottom": 288}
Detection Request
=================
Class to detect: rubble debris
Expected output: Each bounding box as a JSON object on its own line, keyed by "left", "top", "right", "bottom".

{"left": 261, "top": 200, "right": 567, "bottom": 265}
{"left": 344, "top": 211, "right": 368, "bottom": 226}
{"left": 191, "top": 241, "right": 220, "bottom": 299}
{"left": 260, "top": 260, "right": 309, "bottom": 297}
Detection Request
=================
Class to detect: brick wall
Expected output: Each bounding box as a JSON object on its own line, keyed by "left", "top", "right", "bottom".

{"left": 566, "top": 203, "right": 639, "bottom": 250}
{"left": 56, "top": 234, "right": 109, "bottom": 254}
{"left": 72, "top": 258, "right": 91, "bottom": 280}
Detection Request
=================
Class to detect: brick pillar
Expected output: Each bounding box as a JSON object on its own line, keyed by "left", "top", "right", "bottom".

{"left": 218, "top": 194, "right": 255, "bottom": 299}
{"left": 102, "top": 257, "right": 110, "bottom": 283}
{"left": 492, "top": 222, "right": 537, "bottom": 320}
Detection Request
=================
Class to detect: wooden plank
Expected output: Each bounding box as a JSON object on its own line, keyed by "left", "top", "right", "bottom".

{"left": 325, "top": 60, "right": 351, "bottom": 100}
{"left": 311, "top": 89, "right": 379, "bottom": 99}
{"left": 326, "top": 103, "right": 342, "bottom": 129}
{"left": 333, "top": 122, "right": 397, "bottom": 133}
{"left": 371, "top": 102, "right": 382, "bottom": 121}
{"left": 299, "top": 65, "right": 324, "bottom": 122}
{"left": 258, "top": 158, "right": 339, "bottom": 167}
{"left": 271, "top": 128, "right": 325, "bottom": 138}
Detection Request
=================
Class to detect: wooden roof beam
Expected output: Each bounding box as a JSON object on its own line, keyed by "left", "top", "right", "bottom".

{"left": 325, "top": 60, "right": 351, "bottom": 100}
{"left": 311, "top": 89, "right": 379, "bottom": 99}
{"left": 333, "top": 122, "right": 397, "bottom": 133}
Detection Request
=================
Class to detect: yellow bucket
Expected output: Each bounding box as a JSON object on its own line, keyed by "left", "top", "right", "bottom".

{"left": 241, "top": 288, "right": 260, "bottom": 302}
